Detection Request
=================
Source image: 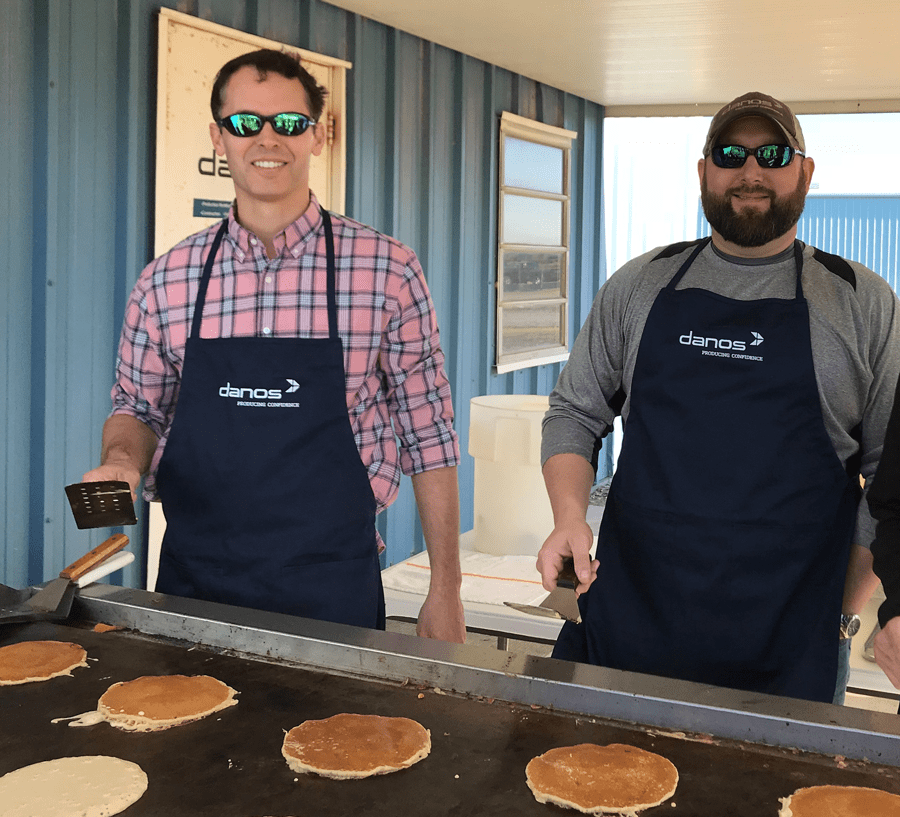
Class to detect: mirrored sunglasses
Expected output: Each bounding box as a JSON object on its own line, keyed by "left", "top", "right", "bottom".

{"left": 217, "top": 112, "right": 316, "bottom": 137}
{"left": 710, "top": 143, "right": 802, "bottom": 169}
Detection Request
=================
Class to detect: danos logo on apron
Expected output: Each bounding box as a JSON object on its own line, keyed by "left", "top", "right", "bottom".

{"left": 218, "top": 379, "right": 302, "bottom": 407}
{"left": 677, "top": 329, "right": 765, "bottom": 361}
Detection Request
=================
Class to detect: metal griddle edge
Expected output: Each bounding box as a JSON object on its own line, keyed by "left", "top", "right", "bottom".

{"left": 60, "top": 583, "right": 900, "bottom": 766}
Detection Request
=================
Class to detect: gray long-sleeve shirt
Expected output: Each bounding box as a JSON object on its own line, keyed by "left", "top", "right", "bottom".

{"left": 542, "top": 240, "right": 900, "bottom": 547}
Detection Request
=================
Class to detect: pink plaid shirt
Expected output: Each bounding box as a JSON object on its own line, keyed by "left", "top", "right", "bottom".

{"left": 112, "top": 193, "right": 459, "bottom": 518}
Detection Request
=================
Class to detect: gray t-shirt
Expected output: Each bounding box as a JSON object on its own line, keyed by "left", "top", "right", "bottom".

{"left": 542, "top": 240, "right": 900, "bottom": 546}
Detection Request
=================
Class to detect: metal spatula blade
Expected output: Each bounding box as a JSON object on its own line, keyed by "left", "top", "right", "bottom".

{"left": 22, "top": 534, "right": 129, "bottom": 620}
{"left": 503, "top": 557, "right": 582, "bottom": 624}
{"left": 65, "top": 481, "right": 137, "bottom": 529}
{"left": 24, "top": 577, "right": 74, "bottom": 616}
{"left": 0, "top": 533, "right": 131, "bottom": 624}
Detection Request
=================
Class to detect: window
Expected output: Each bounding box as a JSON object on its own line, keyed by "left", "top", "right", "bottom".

{"left": 496, "top": 112, "right": 576, "bottom": 373}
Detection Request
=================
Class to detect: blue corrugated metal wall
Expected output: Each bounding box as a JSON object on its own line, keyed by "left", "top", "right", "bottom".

{"left": 799, "top": 197, "right": 900, "bottom": 290}
{"left": 0, "top": 0, "right": 606, "bottom": 588}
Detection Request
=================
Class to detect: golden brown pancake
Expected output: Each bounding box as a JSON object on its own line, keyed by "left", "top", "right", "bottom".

{"left": 96, "top": 674, "right": 238, "bottom": 731}
{"left": 525, "top": 743, "right": 679, "bottom": 814}
{"left": 0, "top": 640, "right": 88, "bottom": 685}
{"left": 282, "top": 713, "right": 431, "bottom": 779}
{"left": 779, "top": 785, "right": 900, "bottom": 816}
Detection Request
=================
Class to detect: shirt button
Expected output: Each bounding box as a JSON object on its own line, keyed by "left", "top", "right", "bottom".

{"left": 262, "top": 327, "right": 272, "bottom": 335}
{"left": 250, "top": 237, "right": 258, "bottom": 246}
{"left": 265, "top": 276, "right": 272, "bottom": 284}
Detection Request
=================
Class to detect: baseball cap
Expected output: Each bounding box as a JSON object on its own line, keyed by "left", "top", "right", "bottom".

{"left": 703, "top": 92, "right": 805, "bottom": 155}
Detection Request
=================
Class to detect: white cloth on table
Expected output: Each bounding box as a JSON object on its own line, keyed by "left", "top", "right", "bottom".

{"left": 381, "top": 549, "right": 547, "bottom": 607}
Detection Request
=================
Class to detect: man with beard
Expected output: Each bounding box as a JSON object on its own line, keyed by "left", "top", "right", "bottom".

{"left": 537, "top": 92, "right": 900, "bottom": 703}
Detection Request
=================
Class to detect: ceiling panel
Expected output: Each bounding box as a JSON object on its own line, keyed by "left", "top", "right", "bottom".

{"left": 324, "top": 0, "right": 900, "bottom": 114}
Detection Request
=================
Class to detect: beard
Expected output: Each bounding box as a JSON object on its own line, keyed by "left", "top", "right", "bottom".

{"left": 700, "top": 168, "right": 808, "bottom": 248}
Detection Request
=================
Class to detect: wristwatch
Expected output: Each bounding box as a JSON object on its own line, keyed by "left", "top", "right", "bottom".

{"left": 840, "top": 613, "right": 861, "bottom": 639}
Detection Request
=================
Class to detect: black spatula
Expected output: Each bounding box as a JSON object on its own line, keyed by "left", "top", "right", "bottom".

{"left": 65, "top": 481, "right": 137, "bottom": 529}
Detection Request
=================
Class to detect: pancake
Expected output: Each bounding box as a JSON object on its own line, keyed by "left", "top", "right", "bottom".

{"left": 0, "top": 755, "right": 148, "bottom": 817}
{"left": 779, "top": 784, "right": 900, "bottom": 816}
{"left": 55, "top": 674, "right": 239, "bottom": 731}
{"left": 282, "top": 713, "right": 431, "bottom": 779}
{"left": 0, "top": 640, "right": 88, "bottom": 685}
{"left": 96, "top": 674, "right": 239, "bottom": 731}
{"left": 525, "top": 743, "right": 679, "bottom": 815}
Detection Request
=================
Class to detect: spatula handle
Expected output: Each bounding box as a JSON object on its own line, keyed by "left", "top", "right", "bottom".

{"left": 59, "top": 533, "right": 130, "bottom": 581}
{"left": 558, "top": 557, "right": 578, "bottom": 590}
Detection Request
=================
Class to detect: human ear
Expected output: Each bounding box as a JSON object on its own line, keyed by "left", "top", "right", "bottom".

{"left": 801, "top": 156, "right": 815, "bottom": 193}
{"left": 310, "top": 120, "right": 327, "bottom": 157}
{"left": 209, "top": 122, "right": 226, "bottom": 156}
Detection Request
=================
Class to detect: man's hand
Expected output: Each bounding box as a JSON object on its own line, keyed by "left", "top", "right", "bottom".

{"left": 416, "top": 588, "right": 466, "bottom": 643}
{"left": 874, "top": 616, "right": 900, "bottom": 689}
{"left": 537, "top": 521, "right": 598, "bottom": 595}
{"left": 81, "top": 463, "right": 143, "bottom": 501}
{"left": 539, "top": 453, "right": 598, "bottom": 595}
{"left": 82, "top": 415, "right": 158, "bottom": 501}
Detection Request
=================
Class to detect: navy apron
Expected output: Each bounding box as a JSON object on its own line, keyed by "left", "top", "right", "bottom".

{"left": 554, "top": 239, "right": 857, "bottom": 702}
{"left": 155, "top": 210, "right": 385, "bottom": 629}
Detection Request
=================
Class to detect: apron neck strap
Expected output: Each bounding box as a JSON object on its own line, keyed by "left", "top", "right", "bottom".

{"left": 666, "top": 237, "right": 711, "bottom": 291}
{"left": 321, "top": 208, "right": 338, "bottom": 339}
{"left": 792, "top": 240, "right": 805, "bottom": 300}
{"left": 189, "top": 209, "right": 340, "bottom": 341}
{"left": 190, "top": 220, "right": 229, "bottom": 340}
{"left": 666, "top": 237, "right": 805, "bottom": 300}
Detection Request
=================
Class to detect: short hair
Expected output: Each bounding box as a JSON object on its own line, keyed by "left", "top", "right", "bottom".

{"left": 210, "top": 48, "right": 328, "bottom": 122}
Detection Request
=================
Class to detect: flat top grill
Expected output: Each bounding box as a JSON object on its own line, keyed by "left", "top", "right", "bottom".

{"left": 1, "top": 587, "right": 899, "bottom": 816}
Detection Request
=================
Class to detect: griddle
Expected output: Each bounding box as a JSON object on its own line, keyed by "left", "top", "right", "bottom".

{"left": 1, "top": 586, "right": 899, "bottom": 817}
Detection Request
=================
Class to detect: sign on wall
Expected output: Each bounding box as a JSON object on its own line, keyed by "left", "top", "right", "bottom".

{"left": 154, "top": 8, "right": 351, "bottom": 256}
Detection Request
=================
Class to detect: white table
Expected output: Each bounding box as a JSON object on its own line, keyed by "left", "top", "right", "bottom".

{"left": 383, "top": 530, "right": 562, "bottom": 648}
{"left": 384, "top": 585, "right": 563, "bottom": 649}
{"left": 383, "top": 509, "right": 605, "bottom": 649}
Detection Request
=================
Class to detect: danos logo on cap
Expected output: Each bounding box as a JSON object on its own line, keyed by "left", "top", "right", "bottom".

{"left": 703, "top": 91, "right": 805, "bottom": 155}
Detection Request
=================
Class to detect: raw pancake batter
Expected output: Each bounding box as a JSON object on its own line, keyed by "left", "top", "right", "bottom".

{"left": 0, "top": 640, "right": 88, "bottom": 685}
{"left": 0, "top": 755, "right": 148, "bottom": 817}
{"left": 282, "top": 713, "right": 431, "bottom": 779}
{"left": 525, "top": 743, "right": 678, "bottom": 815}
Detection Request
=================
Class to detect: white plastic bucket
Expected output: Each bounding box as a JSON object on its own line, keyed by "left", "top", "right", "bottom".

{"left": 468, "top": 394, "right": 554, "bottom": 556}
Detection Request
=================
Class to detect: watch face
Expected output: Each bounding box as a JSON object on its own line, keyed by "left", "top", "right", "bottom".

{"left": 841, "top": 614, "right": 861, "bottom": 638}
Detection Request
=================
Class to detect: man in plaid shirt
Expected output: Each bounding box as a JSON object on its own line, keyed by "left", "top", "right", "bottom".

{"left": 83, "top": 49, "right": 465, "bottom": 641}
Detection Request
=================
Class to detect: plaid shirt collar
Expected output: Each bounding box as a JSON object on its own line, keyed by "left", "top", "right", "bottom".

{"left": 225, "top": 192, "right": 325, "bottom": 261}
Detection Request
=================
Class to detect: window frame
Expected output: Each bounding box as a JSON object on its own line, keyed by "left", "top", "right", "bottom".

{"left": 496, "top": 112, "right": 577, "bottom": 373}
